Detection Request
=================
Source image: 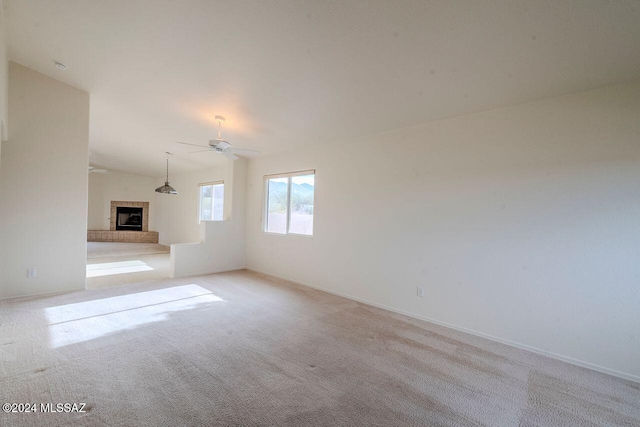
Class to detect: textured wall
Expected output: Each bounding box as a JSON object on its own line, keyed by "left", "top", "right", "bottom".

{"left": 87, "top": 171, "right": 157, "bottom": 231}
{"left": 0, "top": 62, "right": 89, "bottom": 299}
{"left": 171, "top": 159, "right": 247, "bottom": 277}
{"left": 245, "top": 81, "right": 640, "bottom": 381}
{"left": 155, "top": 161, "right": 233, "bottom": 246}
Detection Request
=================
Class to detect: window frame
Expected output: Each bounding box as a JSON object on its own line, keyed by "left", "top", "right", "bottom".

{"left": 198, "top": 180, "right": 224, "bottom": 223}
{"left": 263, "top": 170, "right": 315, "bottom": 237}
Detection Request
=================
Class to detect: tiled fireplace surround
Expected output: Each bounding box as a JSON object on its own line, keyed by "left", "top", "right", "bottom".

{"left": 87, "top": 201, "right": 159, "bottom": 243}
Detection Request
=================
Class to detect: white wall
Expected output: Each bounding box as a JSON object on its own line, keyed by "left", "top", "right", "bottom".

{"left": 171, "top": 159, "right": 247, "bottom": 277}
{"left": 0, "top": 62, "right": 89, "bottom": 299}
{"left": 0, "top": 5, "right": 9, "bottom": 164}
{"left": 155, "top": 160, "right": 233, "bottom": 245}
{"left": 88, "top": 170, "right": 158, "bottom": 230}
{"left": 245, "top": 81, "right": 640, "bottom": 381}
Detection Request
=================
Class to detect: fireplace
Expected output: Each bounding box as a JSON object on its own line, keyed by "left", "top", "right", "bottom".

{"left": 110, "top": 201, "right": 149, "bottom": 232}
{"left": 116, "top": 207, "right": 143, "bottom": 231}
{"left": 89, "top": 201, "right": 156, "bottom": 242}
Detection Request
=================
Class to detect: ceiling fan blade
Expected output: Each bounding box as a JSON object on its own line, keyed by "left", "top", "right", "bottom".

{"left": 88, "top": 167, "right": 109, "bottom": 174}
{"left": 221, "top": 151, "right": 238, "bottom": 160}
{"left": 176, "top": 141, "right": 210, "bottom": 149}
{"left": 228, "top": 148, "right": 261, "bottom": 155}
{"left": 188, "top": 149, "right": 213, "bottom": 153}
{"left": 89, "top": 153, "right": 121, "bottom": 168}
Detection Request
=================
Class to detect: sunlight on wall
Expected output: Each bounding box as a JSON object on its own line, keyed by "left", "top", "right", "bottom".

{"left": 86, "top": 260, "right": 154, "bottom": 277}
{"left": 44, "top": 285, "right": 224, "bottom": 348}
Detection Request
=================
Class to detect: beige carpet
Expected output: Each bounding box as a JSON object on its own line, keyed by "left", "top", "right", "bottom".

{"left": 0, "top": 270, "right": 638, "bottom": 427}
{"left": 87, "top": 242, "right": 170, "bottom": 259}
{"left": 86, "top": 253, "right": 171, "bottom": 290}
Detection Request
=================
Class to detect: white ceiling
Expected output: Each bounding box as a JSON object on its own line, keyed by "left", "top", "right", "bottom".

{"left": 5, "top": 0, "right": 640, "bottom": 177}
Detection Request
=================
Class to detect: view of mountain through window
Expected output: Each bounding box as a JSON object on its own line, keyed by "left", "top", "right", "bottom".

{"left": 265, "top": 172, "right": 314, "bottom": 235}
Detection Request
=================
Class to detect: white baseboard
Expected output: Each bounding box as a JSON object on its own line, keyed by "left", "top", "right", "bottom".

{"left": 246, "top": 267, "right": 640, "bottom": 384}
{"left": 0, "top": 286, "right": 85, "bottom": 302}
{"left": 171, "top": 265, "right": 246, "bottom": 279}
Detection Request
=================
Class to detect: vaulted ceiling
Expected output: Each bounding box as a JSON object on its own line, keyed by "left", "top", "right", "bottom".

{"left": 5, "top": 0, "right": 640, "bottom": 177}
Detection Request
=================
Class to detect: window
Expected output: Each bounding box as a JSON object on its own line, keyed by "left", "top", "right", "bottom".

{"left": 264, "top": 170, "right": 315, "bottom": 236}
{"left": 198, "top": 182, "right": 224, "bottom": 222}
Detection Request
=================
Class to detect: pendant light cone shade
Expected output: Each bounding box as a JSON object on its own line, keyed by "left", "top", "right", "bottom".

{"left": 155, "top": 181, "right": 177, "bottom": 194}
{"left": 155, "top": 156, "right": 178, "bottom": 194}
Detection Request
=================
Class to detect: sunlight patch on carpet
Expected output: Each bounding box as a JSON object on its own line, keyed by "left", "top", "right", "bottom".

{"left": 44, "top": 285, "right": 224, "bottom": 348}
{"left": 86, "top": 260, "right": 155, "bottom": 277}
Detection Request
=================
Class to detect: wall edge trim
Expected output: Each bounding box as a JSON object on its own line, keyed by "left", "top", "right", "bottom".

{"left": 171, "top": 266, "right": 246, "bottom": 279}
{"left": 0, "top": 286, "right": 85, "bottom": 302}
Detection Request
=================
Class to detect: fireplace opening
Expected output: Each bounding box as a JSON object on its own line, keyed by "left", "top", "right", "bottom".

{"left": 116, "top": 207, "right": 143, "bottom": 231}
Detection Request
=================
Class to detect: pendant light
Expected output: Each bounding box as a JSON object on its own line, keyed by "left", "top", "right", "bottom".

{"left": 155, "top": 152, "right": 178, "bottom": 194}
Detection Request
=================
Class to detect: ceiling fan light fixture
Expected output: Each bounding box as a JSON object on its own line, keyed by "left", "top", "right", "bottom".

{"left": 155, "top": 153, "right": 178, "bottom": 195}
{"left": 174, "top": 114, "right": 259, "bottom": 161}
{"left": 210, "top": 140, "right": 230, "bottom": 150}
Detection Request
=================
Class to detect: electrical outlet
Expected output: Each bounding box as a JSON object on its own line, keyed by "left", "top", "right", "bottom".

{"left": 417, "top": 286, "right": 424, "bottom": 297}
{"left": 27, "top": 268, "right": 37, "bottom": 278}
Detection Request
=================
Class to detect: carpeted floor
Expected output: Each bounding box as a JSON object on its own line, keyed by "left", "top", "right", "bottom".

{"left": 0, "top": 270, "right": 638, "bottom": 426}
{"left": 86, "top": 253, "right": 171, "bottom": 290}
{"left": 87, "top": 242, "right": 170, "bottom": 259}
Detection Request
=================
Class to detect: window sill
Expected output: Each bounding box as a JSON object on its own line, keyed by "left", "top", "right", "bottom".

{"left": 263, "top": 231, "right": 314, "bottom": 239}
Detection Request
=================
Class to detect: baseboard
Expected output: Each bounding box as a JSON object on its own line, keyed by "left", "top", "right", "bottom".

{"left": 0, "top": 286, "right": 85, "bottom": 302}
{"left": 246, "top": 267, "right": 640, "bottom": 384}
{"left": 171, "top": 265, "right": 246, "bottom": 279}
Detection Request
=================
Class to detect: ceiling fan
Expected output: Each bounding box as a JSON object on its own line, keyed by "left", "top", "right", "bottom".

{"left": 176, "top": 115, "right": 259, "bottom": 160}
{"left": 88, "top": 166, "right": 109, "bottom": 174}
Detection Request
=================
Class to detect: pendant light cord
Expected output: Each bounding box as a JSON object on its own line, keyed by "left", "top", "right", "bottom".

{"left": 155, "top": 152, "right": 177, "bottom": 194}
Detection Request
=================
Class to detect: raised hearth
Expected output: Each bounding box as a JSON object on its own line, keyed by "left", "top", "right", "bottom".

{"left": 87, "top": 230, "right": 159, "bottom": 243}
